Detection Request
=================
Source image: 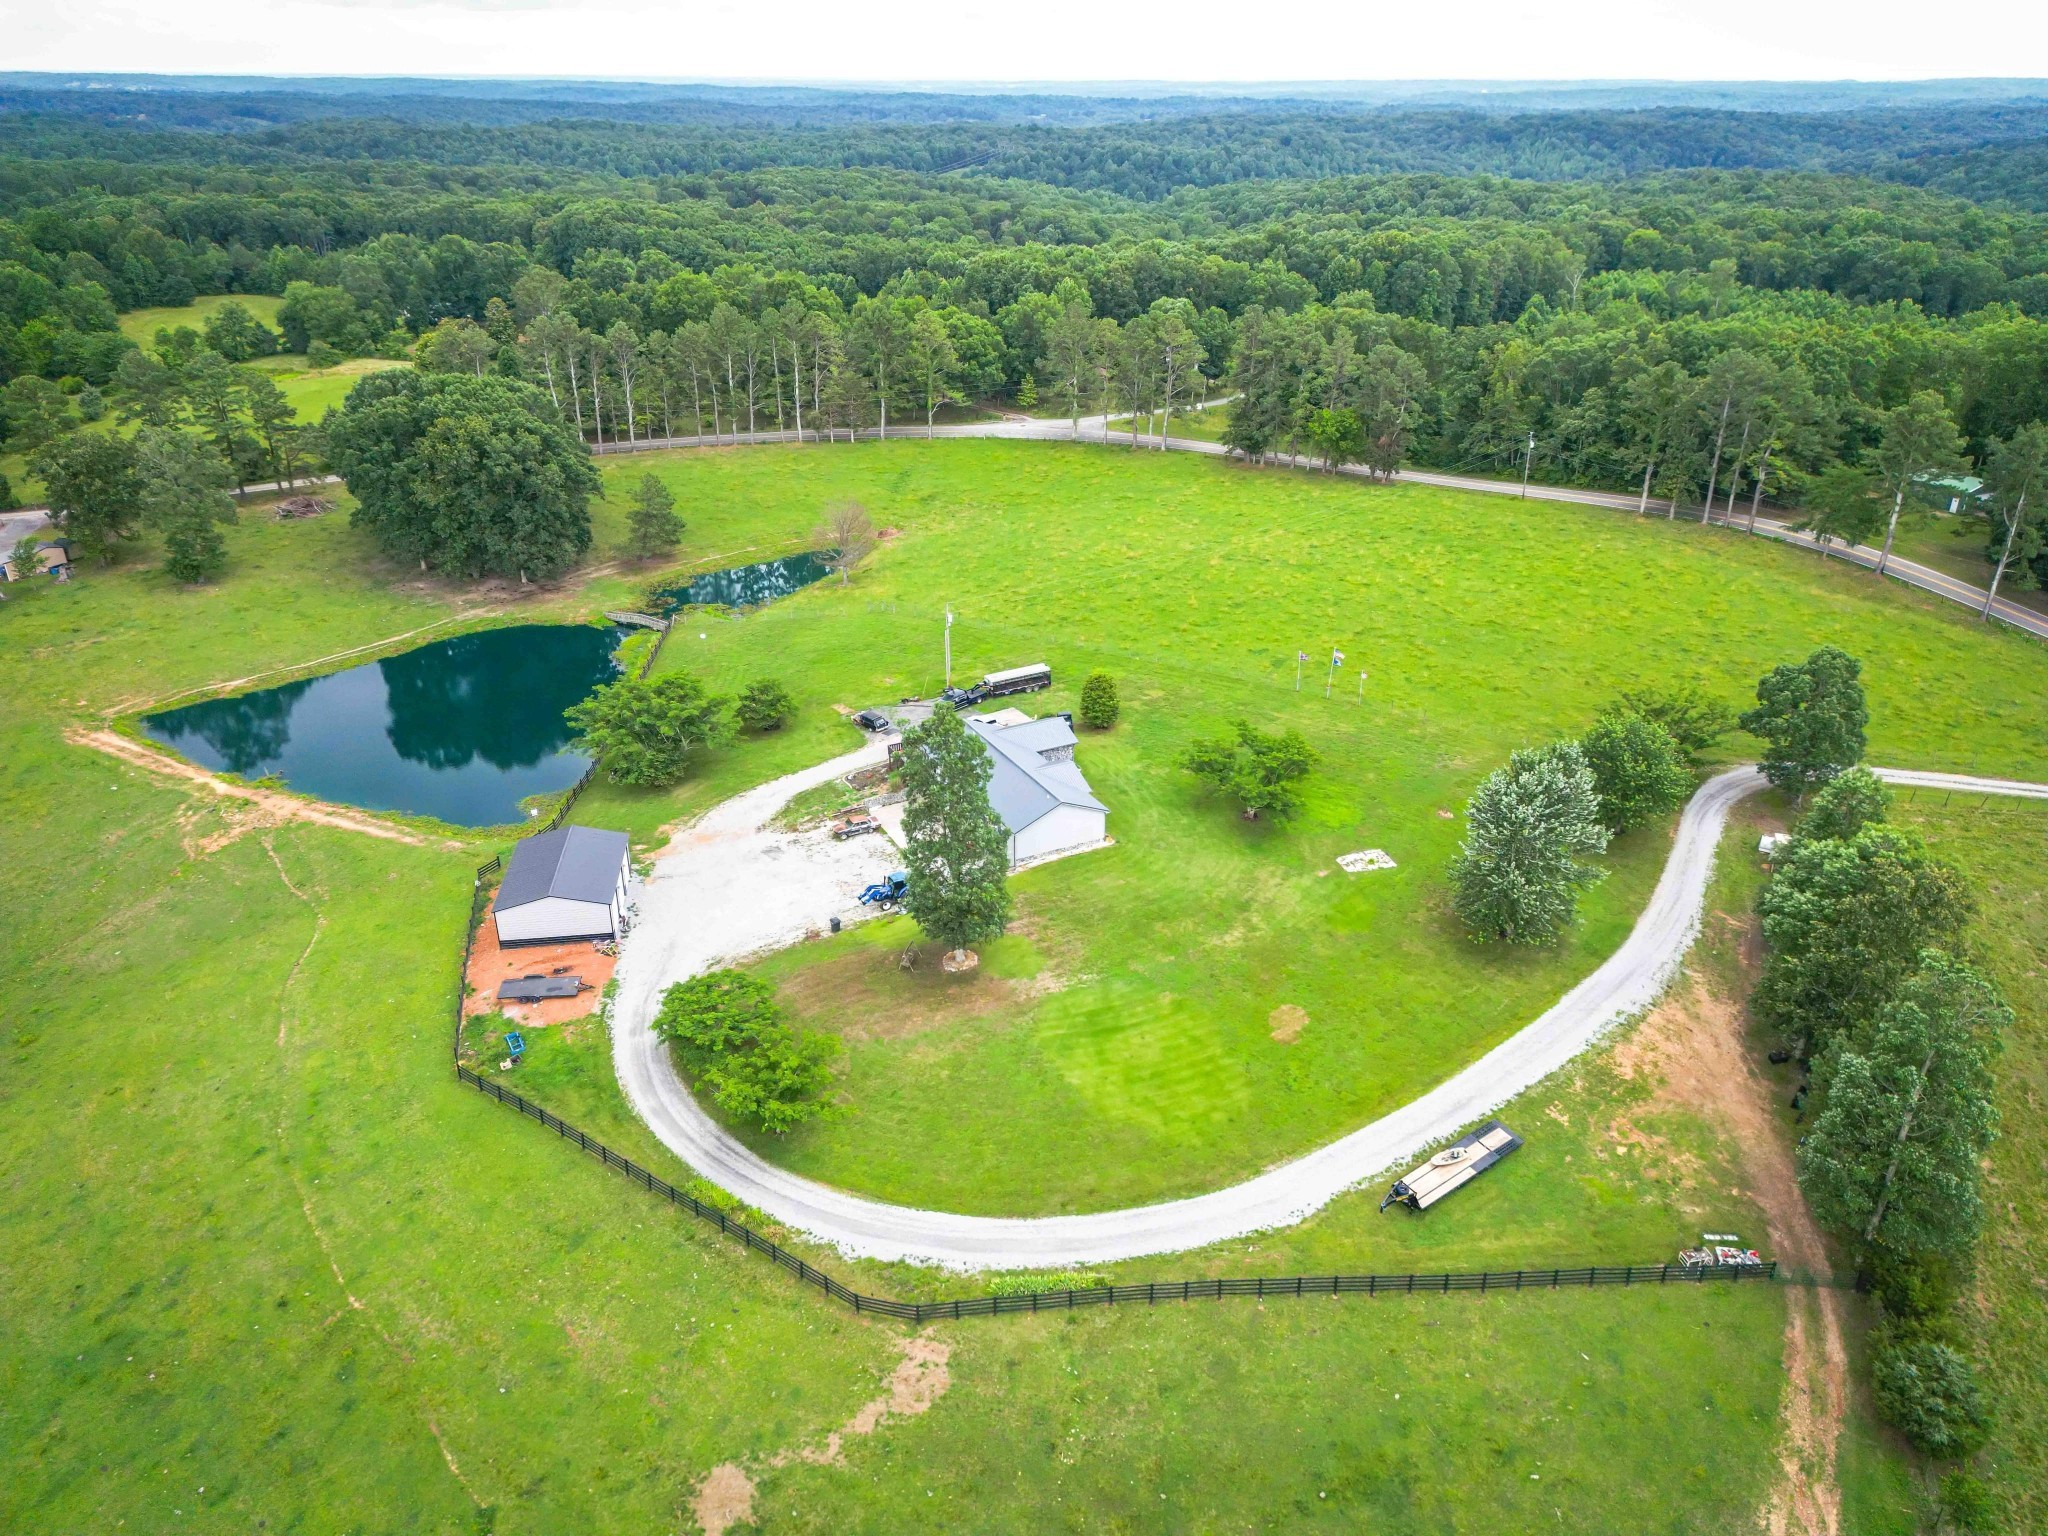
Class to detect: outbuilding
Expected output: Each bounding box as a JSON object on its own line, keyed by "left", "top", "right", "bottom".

{"left": 492, "top": 825, "right": 632, "bottom": 945}
{"left": 965, "top": 711, "right": 1109, "bottom": 865}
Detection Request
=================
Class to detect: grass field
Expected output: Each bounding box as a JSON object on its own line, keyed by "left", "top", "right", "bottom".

{"left": 116, "top": 293, "right": 285, "bottom": 347}
{"left": 7, "top": 439, "right": 2043, "bottom": 1531}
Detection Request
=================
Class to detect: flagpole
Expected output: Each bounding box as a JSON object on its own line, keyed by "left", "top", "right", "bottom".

{"left": 944, "top": 606, "right": 953, "bottom": 688}
{"left": 1325, "top": 653, "right": 1336, "bottom": 698}
{"left": 1358, "top": 670, "right": 1365, "bottom": 704}
{"left": 1295, "top": 652, "right": 1303, "bottom": 691}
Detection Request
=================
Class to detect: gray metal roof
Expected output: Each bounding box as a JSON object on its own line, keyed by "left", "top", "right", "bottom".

{"left": 496, "top": 825, "right": 630, "bottom": 910}
{"left": 967, "top": 716, "right": 1107, "bottom": 835}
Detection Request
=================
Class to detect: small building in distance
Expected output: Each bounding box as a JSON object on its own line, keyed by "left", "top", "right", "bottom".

{"left": 493, "top": 825, "right": 632, "bottom": 945}
{"left": 965, "top": 710, "right": 1108, "bottom": 865}
{"left": 3, "top": 536, "right": 72, "bottom": 582}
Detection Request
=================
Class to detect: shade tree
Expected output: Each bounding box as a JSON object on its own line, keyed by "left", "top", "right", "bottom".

{"left": 1449, "top": 740, "right": 1610, "bottom": 944}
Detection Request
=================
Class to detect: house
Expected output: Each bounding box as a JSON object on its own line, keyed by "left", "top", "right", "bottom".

{"left": 492, "top": 825, "right": 632, "bottom": 945}
{"left": 3, "top": 537, "right": 72, "bottom": 582}
{"left": 965, "top": 711, "right": 1108, "bottom": 865}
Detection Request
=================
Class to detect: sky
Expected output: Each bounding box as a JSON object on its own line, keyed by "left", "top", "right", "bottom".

{"left": 4, "top": 0, "right": 2045, "bottom": 85}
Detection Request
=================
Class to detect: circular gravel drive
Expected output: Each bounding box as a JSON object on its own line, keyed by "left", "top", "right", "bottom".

{"left": 612, "top": 760, "right": 2041, "bottom": 1269}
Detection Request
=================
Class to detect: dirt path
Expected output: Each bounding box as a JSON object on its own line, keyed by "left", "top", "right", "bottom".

{"left": 691, "top": 1332, "right": 953, "bottom": 1536}
{"left": 1621, "top": 973, "right": 1846, "bottom": 1536}
{"left": 71, "top": 728, "right": 435, "bottom": 847}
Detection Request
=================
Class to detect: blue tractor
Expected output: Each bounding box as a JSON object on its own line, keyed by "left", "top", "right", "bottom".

{"left": 859, "top": 871, "right": 909, "bottom": 909}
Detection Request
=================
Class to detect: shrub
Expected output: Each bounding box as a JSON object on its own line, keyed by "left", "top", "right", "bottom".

{"left": 1077, "top": 671, "right": 1120, "bottom": 730}
{"left": 1740, "top": 645, "right": 1869, "bottom": 793}
{"left": 987, "top": 1270, "right": 1110, "bottom": 1297}
{"left": 1580, "top": 710, "right": 1693, "bottom": 832}
{"left": 74, "top": 385, "right": 106, "bottom": 423}
{"left": 1871, "top": 1327, "right": 1992, "bottom": 1460}
{"left": 653, "top": 970, "right": 835, "bottom": 1134}
{"left": 305, "top": 338, "right": 343, "bottom": 369}
{"left": 1869, "top": 1245, "right": 1963, "bottom": 1323}
{"left": 1938, "top": 1470, "right": 1996, "bottom": 1533}
{"left": 735, "top": 677, "right": 796, "bottom": 732}
{"left": 1800, "top": 765, "right": 1891, "bottom": 842}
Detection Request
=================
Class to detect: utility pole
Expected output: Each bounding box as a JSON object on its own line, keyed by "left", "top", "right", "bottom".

{"left": 1520, "top": 432, "right": 1536, "bottom": 499}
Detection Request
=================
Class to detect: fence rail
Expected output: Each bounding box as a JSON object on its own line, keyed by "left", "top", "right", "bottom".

{"left": 451, "top": 1064, "right": 1777, "bottom": 1323}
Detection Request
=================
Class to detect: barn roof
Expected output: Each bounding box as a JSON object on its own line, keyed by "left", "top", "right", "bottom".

{"left": 497, "top": 825, "right": 629, "bottom": 911}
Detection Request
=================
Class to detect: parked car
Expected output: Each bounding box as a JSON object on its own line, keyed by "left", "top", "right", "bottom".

{"left": 853, "top": 709, "right": 892, "bottom": 732}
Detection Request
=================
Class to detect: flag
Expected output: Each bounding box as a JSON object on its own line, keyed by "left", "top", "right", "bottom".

{"left": 1297, "top": 651, "right": 1308, "bottom": 662}
{"left": 1331, "top": 649, "right": 1345, "bottom": 665}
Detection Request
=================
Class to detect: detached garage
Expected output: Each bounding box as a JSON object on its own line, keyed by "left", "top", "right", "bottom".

{"left": 493, "top": 825, "right": 631, "bottom": 945}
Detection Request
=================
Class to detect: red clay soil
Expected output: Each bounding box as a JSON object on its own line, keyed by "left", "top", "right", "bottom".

{"left": 464, "top": 902, "right": 615, "bottom": 1026}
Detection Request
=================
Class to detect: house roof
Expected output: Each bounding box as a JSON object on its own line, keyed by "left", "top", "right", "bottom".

{"left": 496, "top": 825, "right": 630, "bottom": 911}
{"left": 967, "top": 715, "right": 1107, "bottom": 835}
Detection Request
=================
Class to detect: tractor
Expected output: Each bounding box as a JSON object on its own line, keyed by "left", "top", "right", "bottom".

{"left": 859, "top": 871, "right": 909, "bottom": 909}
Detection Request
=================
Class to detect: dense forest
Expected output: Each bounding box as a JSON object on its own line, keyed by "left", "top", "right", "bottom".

{"left": 4, "top": 80, "right": 2047, "bottom": 585}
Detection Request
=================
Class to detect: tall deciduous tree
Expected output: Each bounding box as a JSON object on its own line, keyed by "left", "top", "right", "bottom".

{"left": 1620, "top": 362, "right": 1698, "bottom": 516}
{"left": 1799, "top": 953, "right": 2007, "bottom": 1256}
{"left": 898, "top": 705, "right": 1013, "bottom": 964}
{"left": 1871, "top": 390, "right": 1968, "bottom": 575}
{"left": 565, "top": 670, "right": 732, "bottom": 786}
{"left": 28, "top": 432, "right": 144, "bottom": 563}
{"left": 848, "top": 296, "right": 907, "bottom": 439}
{"left": 1740, "top": 645, "right": 1868, "bottom": 793}
{"left": 1580, "top": 711, "right": 1693, "bottom": 833}
{"left": 1180, "top": 720, "right": 1317, "bottom": 821}
{"left": 324, "top": 370, "right": 599, "bottom": 582}
{"left": 817, "top": 500, "right": 876, "bottom": 584}
{"left": 1450, "top": 741, "right": 1610, "bottom": 943}
{"left": 1799, "top": 766, "right": 1891, "bottom": 842}
{"left": 1978, "top": 421, "right": 2048, "bottom": 616}
{"left": 1753, "top": 825, "right": 1972, "bottom": 1053}
{"left": 906, "top": 308, "right": 959, "bottom": 437}
{"left": 135, "top": 427, "right": 237, "bottom": 584}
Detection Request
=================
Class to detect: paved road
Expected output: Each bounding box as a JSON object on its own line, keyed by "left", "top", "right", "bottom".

{"left": 611, "top": 759, "right": 2047, "bottom": 1270}
{"left": 591, "top": 420, "right": 2047, "bottom": 643}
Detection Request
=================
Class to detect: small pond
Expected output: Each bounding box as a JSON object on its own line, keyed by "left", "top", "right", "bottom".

{"left": 141, "top": 624, "right": 623, "bottom": 828}
{"left": 655, "top": 551, "right": 833, "bottom": 611}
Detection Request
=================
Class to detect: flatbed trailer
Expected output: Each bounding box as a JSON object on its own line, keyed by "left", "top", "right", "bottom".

{"left": 1379, "top": 1119, "right": 1523, "bottom": 1212}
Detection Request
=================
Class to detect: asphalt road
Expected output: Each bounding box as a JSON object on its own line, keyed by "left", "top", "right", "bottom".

{"left": 611, "top": 760, "right": 2047, "bottom": 1270}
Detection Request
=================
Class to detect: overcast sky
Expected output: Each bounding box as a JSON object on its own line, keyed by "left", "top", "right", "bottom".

{"left": 5, "top": 0, "right": 2045, "bottom": 84}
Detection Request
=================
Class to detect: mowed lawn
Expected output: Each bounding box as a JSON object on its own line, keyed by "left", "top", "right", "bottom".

{"left": 5, "top": 439, "right": 2039, "bottom": 1531}
{"left": 550, "top": 442, "right": 2048, "bottom": 1213}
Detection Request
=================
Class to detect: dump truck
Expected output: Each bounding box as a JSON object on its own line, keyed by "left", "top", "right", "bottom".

{"left": 1378, "top": 1119, "right": 1523, "bottom": 1212}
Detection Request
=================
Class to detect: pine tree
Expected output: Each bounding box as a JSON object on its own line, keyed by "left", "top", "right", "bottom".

{"left": 898, "top": 706, "right": 1012, "bottom": 964}
{"left": 1077, "top": 671, "right": 1120, "bottom": 730}
{"left": 625, "top": 473, "right": 683, "bottom": 561}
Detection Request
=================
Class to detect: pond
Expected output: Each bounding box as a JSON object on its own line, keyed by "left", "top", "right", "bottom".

{"left": 141, "top": 624, "right": 623, "bottom": 828}
{"left": 655, "top": 551, "right": 833, "bottom": 611}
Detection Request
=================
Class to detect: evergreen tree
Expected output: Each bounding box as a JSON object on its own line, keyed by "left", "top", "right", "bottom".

{"left": 1740, "top": 646, "right": 1868, "bottom": 793}
{"left": 1450, "top": 741, "right": 1610, "bottom": 943}
{"left": 898, "top": 705, "right": 1013, "bottom": 962}
{"left": 1077, "top": 671, "right": 1120, "bottom": 730}
{"left": 625, "top": 473, "right": 683, "bottom": 561}
{"left": 135, "top": 428, "right": 238, "bottom": 585}
{"left": 1799, "top": 953, "right": 2007, "bottom": 1255}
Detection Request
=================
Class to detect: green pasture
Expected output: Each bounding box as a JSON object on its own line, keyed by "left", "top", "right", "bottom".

{"left": 10, "top": 437, "right": 2042, "bottom": 1530}
{"left": 117, "top": 293, "right": 285, "bottom": 347}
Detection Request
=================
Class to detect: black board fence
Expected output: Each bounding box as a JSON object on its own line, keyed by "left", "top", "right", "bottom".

{"left": 451, "top": 861, "right": 1778, "bottom": 1322}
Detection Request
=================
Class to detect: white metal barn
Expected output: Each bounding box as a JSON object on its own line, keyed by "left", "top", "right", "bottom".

{"left": 966, "top": 713, "right": 1109, "bottom": 865}
{"left": 492, "top": 825, "right": 632, "bottom": 945}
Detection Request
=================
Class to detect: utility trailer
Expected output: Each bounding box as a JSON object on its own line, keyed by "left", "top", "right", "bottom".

{"left": 1378, "top": 1119, "right": 1522, "bottom": 1213}
{"left": 944, "top": 662, "right": 1054, "bottom": 710}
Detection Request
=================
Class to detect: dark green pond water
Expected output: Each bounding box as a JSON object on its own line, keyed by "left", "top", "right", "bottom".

{"left": 656, "top": 551, "right": 832, "bottom": 611}
{"left": 141, "top": 624, "right": 622, "bottom": 828}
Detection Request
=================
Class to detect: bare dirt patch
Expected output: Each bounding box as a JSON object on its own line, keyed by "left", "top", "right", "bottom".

{"left": 462, "top": 904, "right": 615, "bottom": 1026}
{"left": 74, "top": 729, "right": 436, "bottom": 848}
{"left": 1268, "top": 1004, "right": 1307, "bottom": 1044}
{"left": 690, "top": 1332, "right": 953, "bottom": 1535}
{"left": 1620, "top": 958, "right": 1845, "bottom": 1536}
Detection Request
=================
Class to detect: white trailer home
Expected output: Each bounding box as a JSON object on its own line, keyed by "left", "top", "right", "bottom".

{"left": 492, "top": 825, "right": 632, "bottom": 945}
{"left": 965, "top": 713, "right": 1108, "bottom": 865}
